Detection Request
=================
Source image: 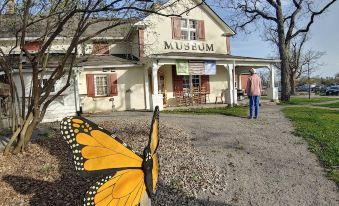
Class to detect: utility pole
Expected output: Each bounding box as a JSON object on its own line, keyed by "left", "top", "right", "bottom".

{"left": 307, "top": 61, "right": 311, "bottom": 100}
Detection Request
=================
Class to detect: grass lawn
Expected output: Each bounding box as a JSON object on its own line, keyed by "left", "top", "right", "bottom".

{"left": 282, "top": 107, "right": 339, "bottom": 185}
{"left": 163, "top": 106, "right": 248, "bottom": 118}
{"left": 318, "top": 102, "right": 339, "bottom": 108}
{"left": 281, "top": 97, "right": 339, "bottom": 105}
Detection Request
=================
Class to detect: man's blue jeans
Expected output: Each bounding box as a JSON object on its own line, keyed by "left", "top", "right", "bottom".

{"left": 249, "top": 96, "right": 260, "bottom": 118}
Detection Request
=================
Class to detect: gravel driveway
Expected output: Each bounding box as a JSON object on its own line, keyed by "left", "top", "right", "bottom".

{"left": 86, "top": 105, "right": 338, "bottom": 206}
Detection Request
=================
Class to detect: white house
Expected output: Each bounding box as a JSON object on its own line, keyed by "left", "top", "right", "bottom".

{"left": 0, "top": 0, "right": 279, "bottom": 122}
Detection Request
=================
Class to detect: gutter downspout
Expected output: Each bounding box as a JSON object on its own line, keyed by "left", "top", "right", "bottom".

{"left": 233, "top": 60, "right": 237, "bottom": 105}
{"left": 73, "top": 68, "right": 81, "bottom": 116}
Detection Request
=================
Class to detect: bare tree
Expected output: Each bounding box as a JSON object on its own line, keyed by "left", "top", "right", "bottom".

{"left": 0, "top": 0, "right": 198, "bottom": 154}
{"left": 215, "top": 0, "right": 337, "bottom": 101}
{"left": 274, "top": 34, "right": 325, "bottom": 94}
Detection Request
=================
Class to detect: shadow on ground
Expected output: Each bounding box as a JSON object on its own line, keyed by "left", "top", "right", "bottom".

{"left": 2, "top": 126, "right": 234, "bottom": 206}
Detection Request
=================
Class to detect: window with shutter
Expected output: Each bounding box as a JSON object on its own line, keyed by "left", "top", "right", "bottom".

{"left": 95, "top": 75, "right": 109, "bottom": 96}
{"left": 180, "top": 19, "right": 199, "bottom": 41}
{"left": 177, "top": 18, "right": 204, "bottom": 41}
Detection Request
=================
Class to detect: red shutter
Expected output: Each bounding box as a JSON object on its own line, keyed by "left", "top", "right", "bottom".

{"left": 201, "top": 75, "right": 210, "bottom": 93}
{"left": 24, "top": 41, "right": 41, "bottom": 52}
{"left": 86, "top": 74, "right": 95, "bottom": 97}
{"left": 226, "top": 36, "right": 231, "bottom": 54}
{"left": 197, "top": 20, "right": 205, "bottom": 40}
{"left": 171, "top": 17, "right": 181, "bottom": 40}
{"left": 109, "top": 73, "right": 118, "bottom": 96}
{"left": 172, "top": 65, "right": 183, "bottom": 92}
{"left": 138, "top": 29, "right": 145, "bottom": 58}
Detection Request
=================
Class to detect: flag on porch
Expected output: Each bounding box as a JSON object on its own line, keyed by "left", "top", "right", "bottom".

{"left": 189, "top": 60, "right": 205, "bottom": 75}
{"left": 204, "top": 60, "right": 216, "bottom": 75}
{"left": 176, "top": 60, "right": 189, "bottom": 75}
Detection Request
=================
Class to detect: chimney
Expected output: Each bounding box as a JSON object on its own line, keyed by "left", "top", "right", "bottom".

{"left": 150, "top": 3, "right": 161, "bottom": 11}
{"left": 6, "top": 0, "right": 15, "bottom": 15}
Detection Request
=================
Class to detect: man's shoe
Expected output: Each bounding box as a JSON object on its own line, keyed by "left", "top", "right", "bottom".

{"left": 248, "top": 116, "right": 253, "bottom": 119}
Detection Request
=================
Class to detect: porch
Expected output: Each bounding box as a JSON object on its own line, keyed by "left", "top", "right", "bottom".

{"left": 144, "top": 52, "right": 280, "bottom": 111}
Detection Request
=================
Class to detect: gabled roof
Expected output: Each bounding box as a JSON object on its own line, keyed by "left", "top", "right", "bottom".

{"left": 137, "top": 0, "right": 235, "bottom": 35}
{"left": 197, "top": 0, "right": 235, "bottom": 35}
{"left": 76, "top": 55, "right": 140, "bottom": 68}
{"left": 0, "top": 15, "right": 134, "bottom": 39}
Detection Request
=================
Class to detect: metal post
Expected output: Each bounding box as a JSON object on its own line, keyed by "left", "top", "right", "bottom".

{"left": 308, "top": 62, "right": 311, "bottom": 100}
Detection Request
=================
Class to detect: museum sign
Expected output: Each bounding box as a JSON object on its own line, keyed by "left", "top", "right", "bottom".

{"left": 164, "top": 41, "right": 215, "bottom": 53}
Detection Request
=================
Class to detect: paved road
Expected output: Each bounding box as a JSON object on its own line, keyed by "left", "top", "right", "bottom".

{"left": 87, "top": 105, "right": 338, "bottom": 206}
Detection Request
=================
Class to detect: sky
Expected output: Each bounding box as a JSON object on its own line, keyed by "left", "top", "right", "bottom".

{"left": 209, "top": 1, "right": 339, "bottom": 77}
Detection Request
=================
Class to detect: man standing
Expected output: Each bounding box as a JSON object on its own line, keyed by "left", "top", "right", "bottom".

{"left": 245, "top": 68, "right": 262, "bottom": 119}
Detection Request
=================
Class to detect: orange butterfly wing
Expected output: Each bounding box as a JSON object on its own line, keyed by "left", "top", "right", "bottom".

{"left": 83, "top": 169, "right": 146, "bottom": 206}
{"left": 60, "top": 108, "right": 160, "bottom": 206}
{"left": 146, "top": 107, "right": 159, "bottom": 194}
{"left": 60, "top": 116, "right": 143, "bottom": 176}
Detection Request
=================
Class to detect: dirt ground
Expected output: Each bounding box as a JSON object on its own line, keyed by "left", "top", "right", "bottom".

{"left": 0, "top": 105, "right": 338, "bottom": 206}
{"left": 86, "top": 105, "right": 339, "bottom": 205}
{"left": 162, "top": 106, "right": 339, "bottom": 205}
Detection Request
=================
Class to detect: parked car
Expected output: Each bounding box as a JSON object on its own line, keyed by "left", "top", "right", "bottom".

{"left": 315, "top": 85, "right": 327, "bottom": 95}
{"left": 326, "top": 86, "right": 339, "bottom": 95}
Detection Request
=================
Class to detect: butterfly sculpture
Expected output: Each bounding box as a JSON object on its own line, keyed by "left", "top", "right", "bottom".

{"left": 60, "top": 106, "right": 159, "bottom": 206}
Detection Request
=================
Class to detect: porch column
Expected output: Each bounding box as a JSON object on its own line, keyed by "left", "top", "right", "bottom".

{"left": 233, "top": 66, "right": 238, "bottom": 105}
{"left": 151, "top": 62, "right": 163, "bottom": 111}
{"left": 143, "top": 67, "right": 150, "bottom": 110}
{"left": 224, "top": 64, "right": 234, "bottom": 106}
{"left": 237, "top": 73, "right": 242, "bottom": 90}
{"left": 267, "top": 65, "right": 278, "bottom": 101}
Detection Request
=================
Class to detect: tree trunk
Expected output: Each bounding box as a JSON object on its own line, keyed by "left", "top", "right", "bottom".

{"left": 290, "top": 73, "right": 296, "bottom": 95}
{"left": 276, "top": 5, "right": 291, "bottom": 101}
{"left": 12, "top": 112, "right": 35, "bottom": 154}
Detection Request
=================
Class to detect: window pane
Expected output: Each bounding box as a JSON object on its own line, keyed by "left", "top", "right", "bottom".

{"left": 181, "top": 19, "right": 187, "bottom": 28}
{"left": 189, "top": 20, "right": 196, "bottom": 29}
{"left": 183, "top": 76, "right": 190, "bottom": 89}
{"left": 95, "top": 75, "right": 108, "bottom": 96}
{"left": 181, "top": 31, "right": 188, "bottom": 40}
{"left": 40, "top": 78, "right": 55, "bottom": 93}
{"left": 190, "top": 31, "right": 197, "bottom": 40}
{"left": 192, "top": 75, "right": 200, "bottom": 87}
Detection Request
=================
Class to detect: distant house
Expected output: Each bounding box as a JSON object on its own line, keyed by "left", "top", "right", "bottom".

{"left": 0, "top": 0, "right": 279, "bottom": 122}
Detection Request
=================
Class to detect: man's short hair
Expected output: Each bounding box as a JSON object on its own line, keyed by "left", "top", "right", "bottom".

{"left": 249, "top": 68, "right": 256, "bottom": 74}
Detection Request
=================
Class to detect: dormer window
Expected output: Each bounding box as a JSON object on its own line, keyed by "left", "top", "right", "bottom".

{"left": 180, "top": 19, "right": 197, "bottom": 40}
{"left": 92, "top": 41, "right": 109, "bottom": 55}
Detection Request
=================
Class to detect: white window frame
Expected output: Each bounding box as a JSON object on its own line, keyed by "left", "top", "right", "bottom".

{"left": 39, "top": 77, "right": 56, "bottom": 94}
{"left": 183, "top": 76, "right": 190, "bottom": 89}
{"left": 192, "top": 75, "right": 200, "bottom": 88}
{"left": 94, "top": 74, "right": 108, "bottom": 97}
{"left": 183, "top": 75, "right": 201, "bottom": 89}
{"left": 180, "top": 19, "right": 197, "bottom": 41}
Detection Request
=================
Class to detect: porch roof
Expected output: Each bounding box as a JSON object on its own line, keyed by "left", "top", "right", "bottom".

{"left": 76, "top": 55, "right": 141, "bottom": 68}
{"left": 149, "top": 52, "right": 280, "bottom": 64}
